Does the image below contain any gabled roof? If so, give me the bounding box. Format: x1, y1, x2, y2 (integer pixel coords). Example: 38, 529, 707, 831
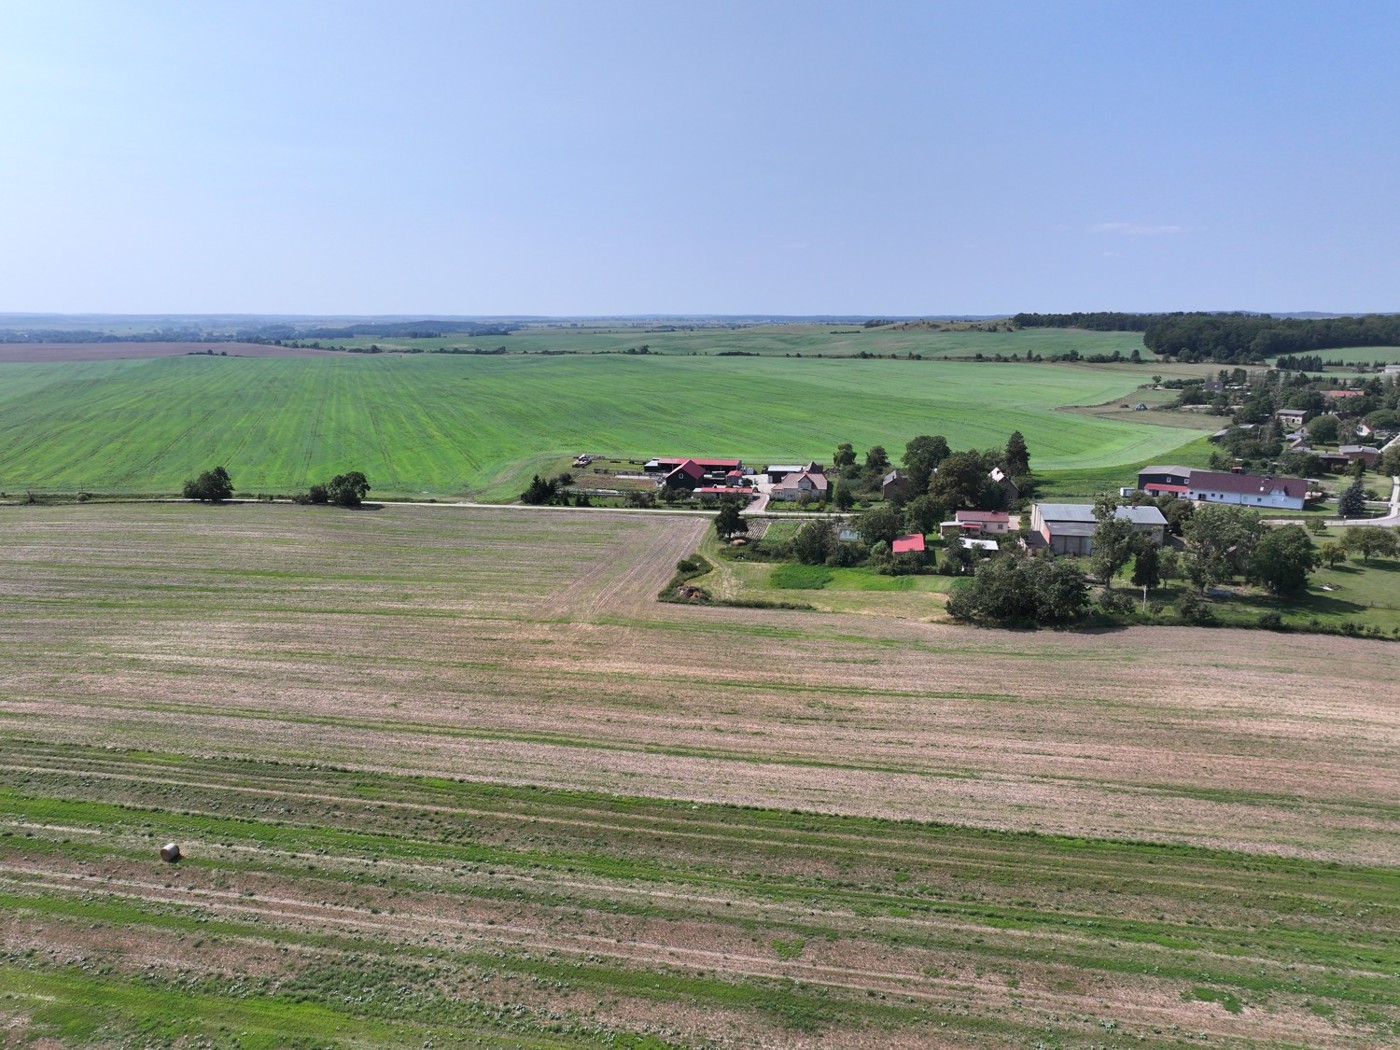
1037, 503, 1167, 526
882, 469, 905, 486
665, 459, 705, 481
1339, 445, 1380, 455
1184, 469, 1308, 499
892, 534, 925, 554
790, 471, 828, 490
654, 457, 740, 470
955, 510, 1010, 524
1138, 465, 1194, 477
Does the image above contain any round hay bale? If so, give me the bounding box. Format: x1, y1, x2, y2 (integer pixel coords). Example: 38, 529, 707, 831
160, 842, 182, 863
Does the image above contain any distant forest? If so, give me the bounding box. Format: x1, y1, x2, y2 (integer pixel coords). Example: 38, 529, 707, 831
1013, 311, 1400, 364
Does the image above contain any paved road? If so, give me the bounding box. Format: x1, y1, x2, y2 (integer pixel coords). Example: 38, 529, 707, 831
0, 496, 846, 522
1328, 474, 1400, 527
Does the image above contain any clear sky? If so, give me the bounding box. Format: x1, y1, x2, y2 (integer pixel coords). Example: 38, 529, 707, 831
1, 0, 1397, 316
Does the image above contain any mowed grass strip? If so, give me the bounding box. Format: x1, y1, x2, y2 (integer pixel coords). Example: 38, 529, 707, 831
0, 352, 1212, 497
0, 739, 1396, 1048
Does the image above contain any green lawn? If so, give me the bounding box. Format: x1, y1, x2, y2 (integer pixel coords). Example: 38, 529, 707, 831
0, 352, 1213, 499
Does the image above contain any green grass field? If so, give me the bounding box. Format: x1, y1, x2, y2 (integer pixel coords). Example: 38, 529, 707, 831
0, 351, 1214, 499
324, 322, 1154, 360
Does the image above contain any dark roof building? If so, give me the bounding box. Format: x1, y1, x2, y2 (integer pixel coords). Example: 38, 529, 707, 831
1137, 466, 1307, 511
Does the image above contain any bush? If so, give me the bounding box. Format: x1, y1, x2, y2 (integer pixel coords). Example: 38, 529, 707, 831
1174, 591, 1216, 625
1257, 611, 1285, 630
1097, 589, 1136, 615
826, 541, 866, 568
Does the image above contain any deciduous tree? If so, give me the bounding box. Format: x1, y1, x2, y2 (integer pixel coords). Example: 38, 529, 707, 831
1250, 524, 1319, 594
902, 435, 950, 491
182, 466, 233, 502
792, 521, 832, 565
714, 498, 748, 540
1340, 527, 1399, 564
327, 471, 371, 507
1130, 544, 1161, 590
1183, 504, 1265, 592
945, 552, 1088, 625
857, 504, 902, 548
904, 494, 945, 536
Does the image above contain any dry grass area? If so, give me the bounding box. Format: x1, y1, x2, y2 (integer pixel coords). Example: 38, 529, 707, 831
0, 503, 1396, 1047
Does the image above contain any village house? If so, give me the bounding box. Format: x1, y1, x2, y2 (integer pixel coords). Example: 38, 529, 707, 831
881, 469, 907, 501
1275, 408, 1307, 427
660, 459, 705, 491
891, 534, 925, 555
764, 461, 824, 483
954, 510, 1010, 535
1029, 503, 1168, 556
1338, 445, 1382, 467
771, 468, 829, 501
988, 466, 1019, 502
1137, 466, 1307, 511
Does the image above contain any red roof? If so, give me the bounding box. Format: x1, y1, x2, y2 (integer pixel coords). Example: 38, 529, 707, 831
1144, 483, 1189, 494
693, 486, 750, 496
655, 457, 741, 469
955, 510, 1009, 524
666, 459, 705, 481
892, 534, 926, 554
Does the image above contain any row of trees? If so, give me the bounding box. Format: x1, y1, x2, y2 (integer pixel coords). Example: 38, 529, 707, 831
297, 471, 372, 507
1014, 311, 1400, 364
183, 466, 371, 506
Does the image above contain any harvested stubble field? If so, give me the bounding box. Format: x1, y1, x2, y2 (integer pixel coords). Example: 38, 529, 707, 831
0, 503, 1397, 1048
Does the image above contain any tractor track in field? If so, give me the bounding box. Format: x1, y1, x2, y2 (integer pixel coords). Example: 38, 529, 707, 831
0, 865, 1345, 1047
3, 755, 1377, 908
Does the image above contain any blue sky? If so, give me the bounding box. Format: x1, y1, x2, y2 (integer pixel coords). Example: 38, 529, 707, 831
1, 1, 1396, 315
